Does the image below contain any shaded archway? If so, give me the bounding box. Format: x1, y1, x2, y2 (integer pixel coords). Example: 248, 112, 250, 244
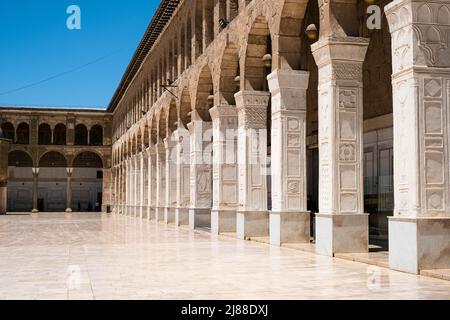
244, 16, 272, 91
167, 99, 178, 136
7, 150, 33, 212
195, 65, 214, 121
38, 124, 52, 145
53, 123, 67, 145
89, 125, 103, 146
75, 124, 88, 145
73, 151, 104, 212
16, 123, 30, 144
39, 151, 67, 167
1, 122, 15, 142
180, 88, 192, 128
219, 43, 240, 105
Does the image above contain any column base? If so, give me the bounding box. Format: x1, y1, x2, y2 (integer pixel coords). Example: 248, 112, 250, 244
31, 209, 39, 214
237, 211, 269, 240
155, 207, 165, 222
175, 208, 189, 226
315, 213, 368, 256
389, 216, 450, 274
189, 208, 211, 230
211, 209, 236, 235
65, 208, 73, 214
270, 211, 310, 246
164, 207, 175, 224
147, 207, 154, 221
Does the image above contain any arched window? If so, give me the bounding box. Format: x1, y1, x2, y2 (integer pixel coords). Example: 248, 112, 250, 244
16, 123, 30, 144
38, 123, 52, 145
8, 150, 33, 167
53, 124, 67, 145
1, 122, 15, 142
39, 151, 67, 168
89, 125, 103, 146
75, 124, 88, 145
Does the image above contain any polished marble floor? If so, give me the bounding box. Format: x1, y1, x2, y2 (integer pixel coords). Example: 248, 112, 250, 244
0, 213, 449, 300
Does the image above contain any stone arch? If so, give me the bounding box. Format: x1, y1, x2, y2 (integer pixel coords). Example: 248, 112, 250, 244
39, 151, 67, 168
219, 42, 240, 105
180, 87, 192, 128
244, 16, 272, 91
16, 122, 30, 144
73, 151, 104, 168
438, 5, 450, 25
1, 122, 15, 141
167, 99, 178, 135
275, 0, 310, 70
158, 108, 167, 141
195, 65, 214, 121
53, 123, 67, 145
90, 124, 103, 146
8, 150, 33, 167
38, 123, 52, 145
75, 124, 88, 145
417, 3, 432, 23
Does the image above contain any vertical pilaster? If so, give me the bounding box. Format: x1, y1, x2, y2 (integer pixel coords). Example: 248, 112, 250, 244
188, 115, 212, 230
155, 143, 166, 222
312, 37, 369, 256
164, 137, 177, 224
175, 128, 191, 226
235, 90, 271, 240
385, 0, 450, 273
209, 105, 239, 234
147, 147, 156, 221
267, 69, 311, 246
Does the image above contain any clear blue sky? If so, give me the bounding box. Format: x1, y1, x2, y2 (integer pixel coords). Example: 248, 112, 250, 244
0, 0, 158, 109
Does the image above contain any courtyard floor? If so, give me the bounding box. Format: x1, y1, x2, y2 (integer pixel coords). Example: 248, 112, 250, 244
0, 212, 449, 300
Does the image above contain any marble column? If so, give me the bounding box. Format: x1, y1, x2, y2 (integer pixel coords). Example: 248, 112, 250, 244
209, 105, 239, 235
311, 37, 369, 256
175, 128, 191, 226
142, 150, 148, 219
32, 167, 39, 213
65, 167, 73, 213
133, 156, 138, 217
147, 147, 156, 221
267, 69, 310, 246
155, 143, 166, 222
235, 91, 271, 240
188, 113, 212, 230
126, 159, 131, 215
164, 137, 177, 224
138, 152, 145, 218
385, 0, 450, 273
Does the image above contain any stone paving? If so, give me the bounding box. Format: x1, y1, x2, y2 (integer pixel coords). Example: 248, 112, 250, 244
0, 213, 449, 300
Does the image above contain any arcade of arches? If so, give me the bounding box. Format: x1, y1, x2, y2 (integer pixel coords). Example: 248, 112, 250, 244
1, 0, 450, 276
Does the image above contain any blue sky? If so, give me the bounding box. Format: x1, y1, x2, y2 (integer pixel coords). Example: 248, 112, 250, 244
0, 0, 158, 109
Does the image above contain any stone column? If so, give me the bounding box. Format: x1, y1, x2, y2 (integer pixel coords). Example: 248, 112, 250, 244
31, 167, 40, 213
385, 0, 450, 273
267, 69, 310, 246
142, 151, 148, 219
65, 167, 73, 213
311, 37, 369, 256
138, 153, 145, 218
209, 105, 239, 235
188, 114, 213, 230
147, 147, 156, 221
125, 159, 130, 215
133, 156, 138, 217
164, 137, 177, 224
155, 143, 166, 222
235, 91, 271, 240
175, 128, 191, 226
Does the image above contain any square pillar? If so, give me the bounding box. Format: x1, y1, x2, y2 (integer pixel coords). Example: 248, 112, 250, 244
209, 105, 239, 235
235, 91, 271, 240
267, 69, 311, 246
385, 0, 450, 273
188, 114, 212, 230
175, 128, 191, 226
164, 137, 177, 224
155, 143, 166, 222
312, 37, 369, 256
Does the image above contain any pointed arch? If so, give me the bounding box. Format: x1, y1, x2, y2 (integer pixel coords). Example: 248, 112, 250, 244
219, 42, 240, 105
195, 65, 214, 121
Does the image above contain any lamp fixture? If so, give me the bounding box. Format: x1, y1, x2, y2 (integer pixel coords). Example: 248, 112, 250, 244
305, 24, 318, 40
262, 54, 272, 68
